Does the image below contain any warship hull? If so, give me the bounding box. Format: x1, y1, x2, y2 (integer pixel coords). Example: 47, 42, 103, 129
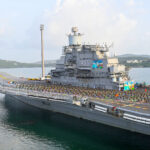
5, 93, 150, 136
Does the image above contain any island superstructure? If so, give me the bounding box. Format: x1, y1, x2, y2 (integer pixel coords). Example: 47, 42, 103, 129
51, 27, 128, 90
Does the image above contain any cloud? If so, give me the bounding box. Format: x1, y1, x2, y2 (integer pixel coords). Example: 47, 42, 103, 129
0, 24, 10, 37
0, 26, 5, 35
41, 0, 137, 57
145, 32, 150, 36
0, 0, 143, 62
0, 20, 14, 40
128, 0, 135, 6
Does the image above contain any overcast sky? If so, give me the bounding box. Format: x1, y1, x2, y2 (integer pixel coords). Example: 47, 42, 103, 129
0, 0, 150, 62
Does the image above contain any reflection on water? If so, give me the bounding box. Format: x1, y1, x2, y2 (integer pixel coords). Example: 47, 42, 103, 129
0, 94, 149, 150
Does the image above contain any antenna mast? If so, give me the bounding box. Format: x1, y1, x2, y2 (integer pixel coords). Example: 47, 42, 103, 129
40, 24, 45, 80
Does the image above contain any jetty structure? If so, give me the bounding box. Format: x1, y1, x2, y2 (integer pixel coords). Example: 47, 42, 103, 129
0, 27, 150, 136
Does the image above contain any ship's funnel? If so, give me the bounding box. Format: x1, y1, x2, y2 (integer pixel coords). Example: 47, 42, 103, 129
68, 27, 82, 46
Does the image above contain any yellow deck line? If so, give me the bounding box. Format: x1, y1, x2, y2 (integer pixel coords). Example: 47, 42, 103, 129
0, 74, 12, 81
135, 106, 141, 108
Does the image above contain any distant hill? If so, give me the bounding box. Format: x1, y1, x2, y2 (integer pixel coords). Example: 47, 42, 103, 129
118, 54, 150, 58
117, 54, 150, 68
0, 59, 56, 68
0, 53, 150, 68
35, 60, 57, 65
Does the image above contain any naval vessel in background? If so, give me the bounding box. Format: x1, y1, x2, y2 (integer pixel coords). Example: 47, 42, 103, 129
0, 27, 150, 136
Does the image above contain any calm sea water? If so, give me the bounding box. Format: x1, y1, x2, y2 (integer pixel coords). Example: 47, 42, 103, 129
0, 67, 150, 84
0, 67, 150, 150
129, 68, 150, 84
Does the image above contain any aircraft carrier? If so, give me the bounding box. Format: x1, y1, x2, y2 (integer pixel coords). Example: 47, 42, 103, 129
0, 27, 150, 136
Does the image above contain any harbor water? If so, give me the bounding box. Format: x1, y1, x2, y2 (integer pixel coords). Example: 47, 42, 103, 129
0, 67, 150, 150
0, 67, 150, 84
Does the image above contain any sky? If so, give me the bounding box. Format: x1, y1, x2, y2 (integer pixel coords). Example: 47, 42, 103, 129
0, 0, 150, 62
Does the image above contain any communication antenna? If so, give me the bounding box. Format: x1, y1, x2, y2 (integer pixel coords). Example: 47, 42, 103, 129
104, 42, 114, 51
109, 42, 114, 48
114, 51, 117, 57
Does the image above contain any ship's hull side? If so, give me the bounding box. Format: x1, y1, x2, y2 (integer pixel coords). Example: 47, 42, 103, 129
6, 94, 150, 135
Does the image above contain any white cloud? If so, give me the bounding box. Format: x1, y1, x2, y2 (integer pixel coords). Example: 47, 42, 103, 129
0, 22, 14, 38
128, 0, 135, 6
145, 32, 150, 36
1, 0, 150, 62
0, 26, 5, 35
41, 0, 137, 57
